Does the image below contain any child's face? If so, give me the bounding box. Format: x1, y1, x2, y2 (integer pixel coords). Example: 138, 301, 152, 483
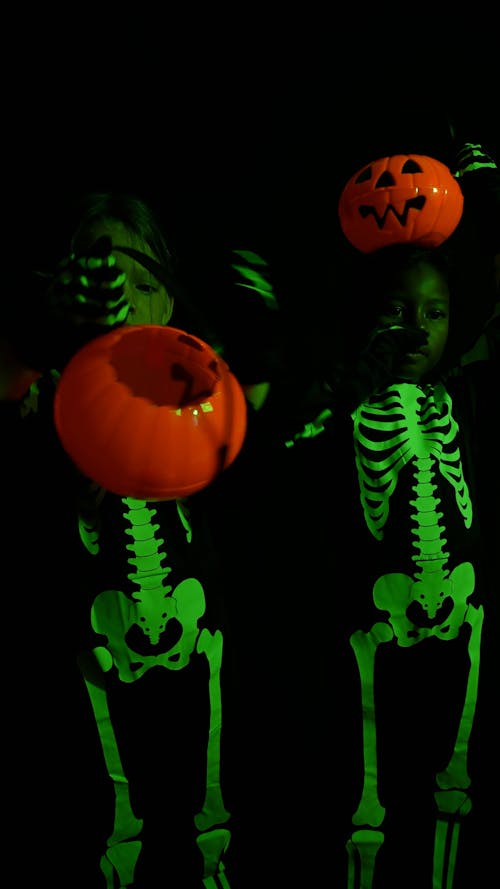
375, 260, 450, 383
77, 220, 174, 327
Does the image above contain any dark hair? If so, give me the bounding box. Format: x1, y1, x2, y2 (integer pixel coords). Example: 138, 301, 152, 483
69, 191, 175, 276
354, 242, 452, 310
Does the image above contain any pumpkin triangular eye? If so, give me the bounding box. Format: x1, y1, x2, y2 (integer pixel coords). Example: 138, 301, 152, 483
355, 167, 373, 184
375, 171, 395, 188
402, 159, 423, 173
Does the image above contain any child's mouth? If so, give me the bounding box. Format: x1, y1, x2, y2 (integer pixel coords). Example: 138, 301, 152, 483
404, 350, 427, 361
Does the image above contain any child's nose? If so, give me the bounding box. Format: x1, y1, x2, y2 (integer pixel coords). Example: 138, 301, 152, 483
412, 310, 428, 331
414, 317, 430, 344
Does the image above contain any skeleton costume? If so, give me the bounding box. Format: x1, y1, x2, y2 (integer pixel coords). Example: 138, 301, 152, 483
2, 245, 284, 889
209, 145, 500, 889
292, 337, 499, 889
3, 367, 240, 889
210, 317, 498, 889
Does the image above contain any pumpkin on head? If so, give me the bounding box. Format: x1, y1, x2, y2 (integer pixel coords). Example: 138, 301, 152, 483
338, 154, 464, 253
53, 325, 247, 500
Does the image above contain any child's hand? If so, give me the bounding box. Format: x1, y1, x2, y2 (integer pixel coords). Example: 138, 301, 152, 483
216, 248, 284, 389
47, 236, 130, 328
453, 143, 498, 179
331, 324, 430, 411
230, 250, 279, 312
366, 324, 429, 374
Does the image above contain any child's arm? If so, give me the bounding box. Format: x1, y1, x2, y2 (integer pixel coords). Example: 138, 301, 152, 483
0, 335, 41, 402
284, 323, 428, 446
214, 248, 285, 413
3, 236, 130, 401
452, 133, 500, 268
452, 131, 500, 366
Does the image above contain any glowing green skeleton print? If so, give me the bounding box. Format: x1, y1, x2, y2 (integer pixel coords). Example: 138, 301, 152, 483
345, 382, 483, 889
78, 497, 231, 889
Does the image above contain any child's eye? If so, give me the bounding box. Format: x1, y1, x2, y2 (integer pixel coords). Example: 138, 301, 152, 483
428, 309, 446, 320
136, 283, 158, 295
386, 304, 404, 317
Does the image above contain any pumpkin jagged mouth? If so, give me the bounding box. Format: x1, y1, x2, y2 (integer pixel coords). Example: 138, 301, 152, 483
358, 195, 426, 229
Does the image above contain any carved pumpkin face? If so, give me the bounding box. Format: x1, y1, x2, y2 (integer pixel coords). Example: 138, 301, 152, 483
338, 154, 464, 253
53, 325, 247, 500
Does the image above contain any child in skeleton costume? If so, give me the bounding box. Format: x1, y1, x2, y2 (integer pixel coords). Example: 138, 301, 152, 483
204, 138, 499, 888
262, 140, 498, 889
0, 193, 281, 889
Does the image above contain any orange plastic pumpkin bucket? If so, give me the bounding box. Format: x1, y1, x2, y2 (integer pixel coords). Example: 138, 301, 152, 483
53, 325, 247, 499
338, 154, 464, 253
